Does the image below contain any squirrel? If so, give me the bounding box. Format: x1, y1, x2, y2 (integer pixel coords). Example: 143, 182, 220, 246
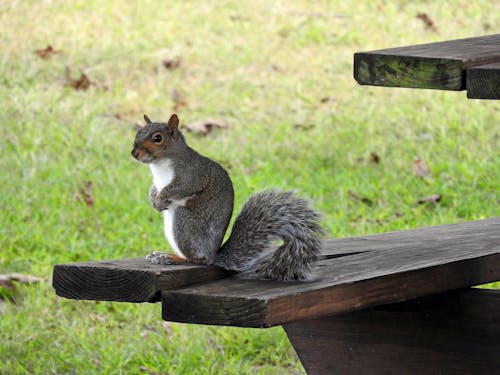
131, 113, 323, 280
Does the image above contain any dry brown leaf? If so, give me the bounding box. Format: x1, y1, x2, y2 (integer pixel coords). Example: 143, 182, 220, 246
73, 180, 95, 207
184, 119, 229, 135
413, 157, 431, 178
348, 190, 373, 206
0, 273, 43, 303
65, 67, 92, 90
369, 152, 380, 164
270, 64, 281, 72
294, 123, 315, 131
34, 45, 61, 59
0, 273, 43, 284
417, 194, 442, 204
416, 13, 438, 32
170, 88, 188, 112
161, 321, 174, 335
162, 57, 182, 70
8, 273, 43, 283
207, 338, 224, 354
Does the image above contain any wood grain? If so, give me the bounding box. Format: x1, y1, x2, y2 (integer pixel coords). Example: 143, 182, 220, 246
467, 62, 500, 99
162, 218, 500, 327
284, 289, 500, 375
354, 34, 500, 90
53, 258, 231, 302
52, 238, 373, 302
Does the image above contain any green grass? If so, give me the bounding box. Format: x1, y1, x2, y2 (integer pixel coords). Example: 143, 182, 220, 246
1, 0, 499, 374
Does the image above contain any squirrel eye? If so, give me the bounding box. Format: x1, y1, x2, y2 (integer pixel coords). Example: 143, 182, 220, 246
152, 133, 163, 144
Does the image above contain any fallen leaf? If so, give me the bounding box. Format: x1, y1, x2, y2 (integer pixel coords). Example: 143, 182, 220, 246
170, 88, 187, 112
348, 190, 373, 206
184, 119, 229, 135
208, 338, 224, 354
34, 45, 60, 59
1, 273, 43, 304
73, 180, 95, 207
416, 13, 438, 32
6, 273, 43, 284
270, 64, 281, 72
417, 194, 441, 204
162, 321, 174, 335
293, 123, 315, 131
65, 67, 92, 90
413, 157, 431, 178
162, 57, 182, 70
93, 80, 109, 91
369, 152, 380, 164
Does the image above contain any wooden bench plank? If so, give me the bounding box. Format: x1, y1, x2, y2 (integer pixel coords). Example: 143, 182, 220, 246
52, 239, 372, 302
162, 218, 500, 327
53, 259, 231, 302
467, 62, 500, 99
284, 288, 500, 375
354, 34, 500, 90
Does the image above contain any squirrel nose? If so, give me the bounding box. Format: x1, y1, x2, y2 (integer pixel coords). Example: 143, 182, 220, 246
131, 149, 138, 158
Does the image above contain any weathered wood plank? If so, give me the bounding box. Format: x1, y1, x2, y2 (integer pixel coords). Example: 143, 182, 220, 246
53, 259, 231, 302
467, 62, 500, 99
52, 239, 372, 302
162, 218, 500, 327
354, 34, 500, 90
284, 288, 500, 375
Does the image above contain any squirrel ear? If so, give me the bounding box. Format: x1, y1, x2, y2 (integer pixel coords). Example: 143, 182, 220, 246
144, 114, 152, 124
167, 114, 179, 130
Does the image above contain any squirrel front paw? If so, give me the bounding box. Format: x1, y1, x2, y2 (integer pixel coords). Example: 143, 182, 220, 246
146, 251, 171, 264
151, 198, 171, 212
149, 185, 171, 211
146, 251, 189, 265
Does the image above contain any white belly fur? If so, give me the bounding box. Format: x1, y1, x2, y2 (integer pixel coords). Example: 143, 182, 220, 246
163, 208, 184, 258
149, 159, 186, 258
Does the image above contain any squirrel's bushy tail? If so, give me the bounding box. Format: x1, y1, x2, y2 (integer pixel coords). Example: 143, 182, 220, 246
213, 190, 323, 281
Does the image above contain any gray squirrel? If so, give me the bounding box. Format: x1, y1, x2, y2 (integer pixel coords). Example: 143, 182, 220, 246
131, 114, 323, 280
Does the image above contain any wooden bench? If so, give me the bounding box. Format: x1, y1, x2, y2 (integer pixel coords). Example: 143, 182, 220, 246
54, 219, 500, 373
354, 33, 500, 99
53, 35, 500, 374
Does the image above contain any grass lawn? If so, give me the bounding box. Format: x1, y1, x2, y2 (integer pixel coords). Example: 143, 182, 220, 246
1, 1, 499, 374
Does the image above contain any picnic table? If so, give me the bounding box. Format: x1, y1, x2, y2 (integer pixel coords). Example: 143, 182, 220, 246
53, 34, 500, 374
354, 34, 500, 99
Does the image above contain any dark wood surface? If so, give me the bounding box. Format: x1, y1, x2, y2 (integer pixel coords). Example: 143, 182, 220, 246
52, 238, 372, 302
354, 34, 500, 90
284, 288, 500, 375
467, 62, 500, 99
162, 218, 500, 327
53, 258, 231, 302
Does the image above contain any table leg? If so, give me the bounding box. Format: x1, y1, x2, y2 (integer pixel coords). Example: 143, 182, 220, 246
283, 288, 500, 375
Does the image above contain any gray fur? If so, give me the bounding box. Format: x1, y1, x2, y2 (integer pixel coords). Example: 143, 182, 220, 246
214, 190, 323, 281
133, 116, 323, 281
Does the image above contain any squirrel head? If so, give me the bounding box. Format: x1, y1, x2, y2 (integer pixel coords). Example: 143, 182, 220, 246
131, 113, 184, 163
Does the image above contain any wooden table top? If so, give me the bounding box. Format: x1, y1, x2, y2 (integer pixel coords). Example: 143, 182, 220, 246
354, 34, 500, 99
53, 218, 500, 327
